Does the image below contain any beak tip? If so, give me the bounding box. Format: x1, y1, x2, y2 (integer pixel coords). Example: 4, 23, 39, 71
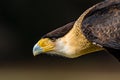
33, 52, 37, 56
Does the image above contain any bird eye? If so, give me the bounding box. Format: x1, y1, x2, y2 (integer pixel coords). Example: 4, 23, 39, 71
51, 38, 56, 42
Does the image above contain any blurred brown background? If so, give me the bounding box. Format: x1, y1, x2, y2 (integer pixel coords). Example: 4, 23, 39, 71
0, 0, 120, 80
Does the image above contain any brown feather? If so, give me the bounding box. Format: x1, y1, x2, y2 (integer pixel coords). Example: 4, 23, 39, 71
82, 1, 120, 49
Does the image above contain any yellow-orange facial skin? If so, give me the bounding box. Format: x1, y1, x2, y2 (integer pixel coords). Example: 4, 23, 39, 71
38, 38, 55, 52
33, 38, 55, 56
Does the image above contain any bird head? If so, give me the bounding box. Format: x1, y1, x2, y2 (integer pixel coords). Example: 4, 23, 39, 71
33, 38, 55, 56
33, 22, 74, 57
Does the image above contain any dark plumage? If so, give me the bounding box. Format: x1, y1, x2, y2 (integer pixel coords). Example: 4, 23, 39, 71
81, 0, 120, 61
82, 0, 120, 49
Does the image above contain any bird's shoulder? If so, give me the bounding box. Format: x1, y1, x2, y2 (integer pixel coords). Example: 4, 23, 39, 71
82, 0, 120, 49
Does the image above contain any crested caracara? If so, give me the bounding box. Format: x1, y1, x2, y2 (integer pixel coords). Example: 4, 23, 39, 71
33, 0, 120, 61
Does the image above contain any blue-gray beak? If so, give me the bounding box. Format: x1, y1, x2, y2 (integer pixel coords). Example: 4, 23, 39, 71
33, 44, 43, 56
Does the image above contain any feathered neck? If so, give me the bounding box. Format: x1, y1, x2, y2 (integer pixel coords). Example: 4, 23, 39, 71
55, 4, 104, 58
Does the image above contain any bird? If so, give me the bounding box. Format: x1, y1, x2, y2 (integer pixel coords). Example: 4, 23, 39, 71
33, 0, 120, 61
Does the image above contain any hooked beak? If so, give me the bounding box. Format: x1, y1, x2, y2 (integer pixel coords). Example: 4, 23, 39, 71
33, 38, 55, 56
33, 44, 43, 56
